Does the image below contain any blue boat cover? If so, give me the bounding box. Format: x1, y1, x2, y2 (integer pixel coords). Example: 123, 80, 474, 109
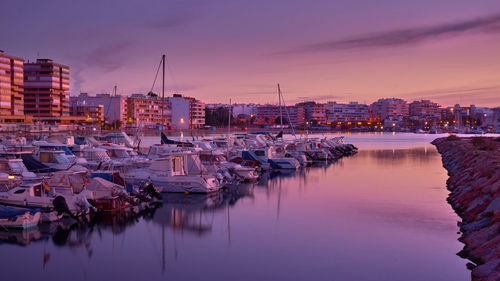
0, 205, 40, 219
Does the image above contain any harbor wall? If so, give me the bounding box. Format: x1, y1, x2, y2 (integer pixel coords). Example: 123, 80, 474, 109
432, 136, 500, 281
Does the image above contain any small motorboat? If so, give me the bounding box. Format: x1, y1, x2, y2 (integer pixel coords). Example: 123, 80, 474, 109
0, 205, 41, 229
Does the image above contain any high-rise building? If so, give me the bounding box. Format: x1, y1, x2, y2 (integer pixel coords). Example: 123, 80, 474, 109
24, 59, 70, 123
0, 50, 26, 122
369, 98, 409, 121
126, 94, 171, 127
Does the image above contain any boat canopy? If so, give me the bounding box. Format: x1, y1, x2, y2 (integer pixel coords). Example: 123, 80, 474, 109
0, 205, 40, 219
21, 154, 59, 173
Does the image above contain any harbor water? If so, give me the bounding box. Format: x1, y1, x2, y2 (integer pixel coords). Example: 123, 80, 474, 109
0, 133, 468, 281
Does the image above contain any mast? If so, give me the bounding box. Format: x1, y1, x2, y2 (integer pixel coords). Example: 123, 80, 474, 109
162, 54, 166, 128
227, 99, 232, 152
278, 83, 283, 130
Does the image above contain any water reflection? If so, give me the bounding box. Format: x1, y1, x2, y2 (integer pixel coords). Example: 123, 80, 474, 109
0, 144, 468, 281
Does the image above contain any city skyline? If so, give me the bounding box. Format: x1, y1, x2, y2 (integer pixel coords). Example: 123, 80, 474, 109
1, 0, 500, 107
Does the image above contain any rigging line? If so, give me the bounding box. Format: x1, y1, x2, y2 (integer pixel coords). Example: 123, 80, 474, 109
104, 85, 116, 126
150, 57, 163, 94
164, 54, 179, 94
279, 87, 297, 138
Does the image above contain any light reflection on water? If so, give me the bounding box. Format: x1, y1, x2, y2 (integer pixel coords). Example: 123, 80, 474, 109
0, 139, 468, 281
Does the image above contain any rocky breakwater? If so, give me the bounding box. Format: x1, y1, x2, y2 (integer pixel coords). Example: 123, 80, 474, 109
432, 136, 500, 281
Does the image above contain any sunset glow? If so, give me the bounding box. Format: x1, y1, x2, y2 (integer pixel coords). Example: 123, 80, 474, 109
2, 0, 500, 106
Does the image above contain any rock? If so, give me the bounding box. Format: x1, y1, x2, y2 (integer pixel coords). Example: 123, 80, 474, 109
433, 137, 500, 280
471, 259, 500, 279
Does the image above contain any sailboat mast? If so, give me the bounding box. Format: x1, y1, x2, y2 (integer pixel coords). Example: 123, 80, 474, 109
278, 83, 283, 130
161, 54, 166, 128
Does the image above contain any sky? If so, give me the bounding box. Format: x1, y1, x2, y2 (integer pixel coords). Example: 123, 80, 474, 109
1, 0, 500, 107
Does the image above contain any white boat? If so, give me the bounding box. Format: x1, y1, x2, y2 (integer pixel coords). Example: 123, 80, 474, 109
96, 132, 139, 148
0, 181, 91, 216
0, 206, 41, 229
80, 147, 118, 170
123, 154, 221, 194
99, 143, 149, 168
0, 157, 39, 183
240, 147, 300, 169
32, 141, 87, 170
198, 150, 259, 182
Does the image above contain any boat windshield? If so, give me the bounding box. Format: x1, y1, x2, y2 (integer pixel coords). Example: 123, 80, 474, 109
53, 153, 70, 164
8, 162, 26, 173
86, 151, 111, 161
112, 149, 130, 159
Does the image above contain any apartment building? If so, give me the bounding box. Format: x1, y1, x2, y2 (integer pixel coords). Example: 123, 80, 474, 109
369, 98, 409, 121
168, 94, 205, 129
409, 100, 441, 121
126, 94, 171, 127
24, 59, 70, 123
325, 101, 369, 123
70, 93, 128, 124
0, 50, 26, 122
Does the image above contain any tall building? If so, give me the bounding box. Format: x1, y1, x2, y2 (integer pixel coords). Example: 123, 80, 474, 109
186, 96, 205, 129
24, 59, 70, 123
286, 105, 306, 126
168, 94, 205, 129
325, 101, 369, 123
295, 101, 326, 124
409, 100, 441, 121
126, 94, 171, 128
0, 50, 26, 122
369, 98, 409, 121
256, 105, 280, 124
70, 93, 128, 124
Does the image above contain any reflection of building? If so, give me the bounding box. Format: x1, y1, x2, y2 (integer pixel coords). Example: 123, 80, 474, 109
126, 94, 171, 127
369, 98, 409, 121
0, 50, 26, 123
24, 58, 71, 123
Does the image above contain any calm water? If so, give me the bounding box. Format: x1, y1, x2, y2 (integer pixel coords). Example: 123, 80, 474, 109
0, 133, 469, 281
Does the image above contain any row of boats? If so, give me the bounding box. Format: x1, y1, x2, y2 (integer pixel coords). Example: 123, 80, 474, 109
0, 131, 357, 230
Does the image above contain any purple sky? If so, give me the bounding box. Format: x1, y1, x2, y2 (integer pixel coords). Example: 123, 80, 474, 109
1, 0, 500, 106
